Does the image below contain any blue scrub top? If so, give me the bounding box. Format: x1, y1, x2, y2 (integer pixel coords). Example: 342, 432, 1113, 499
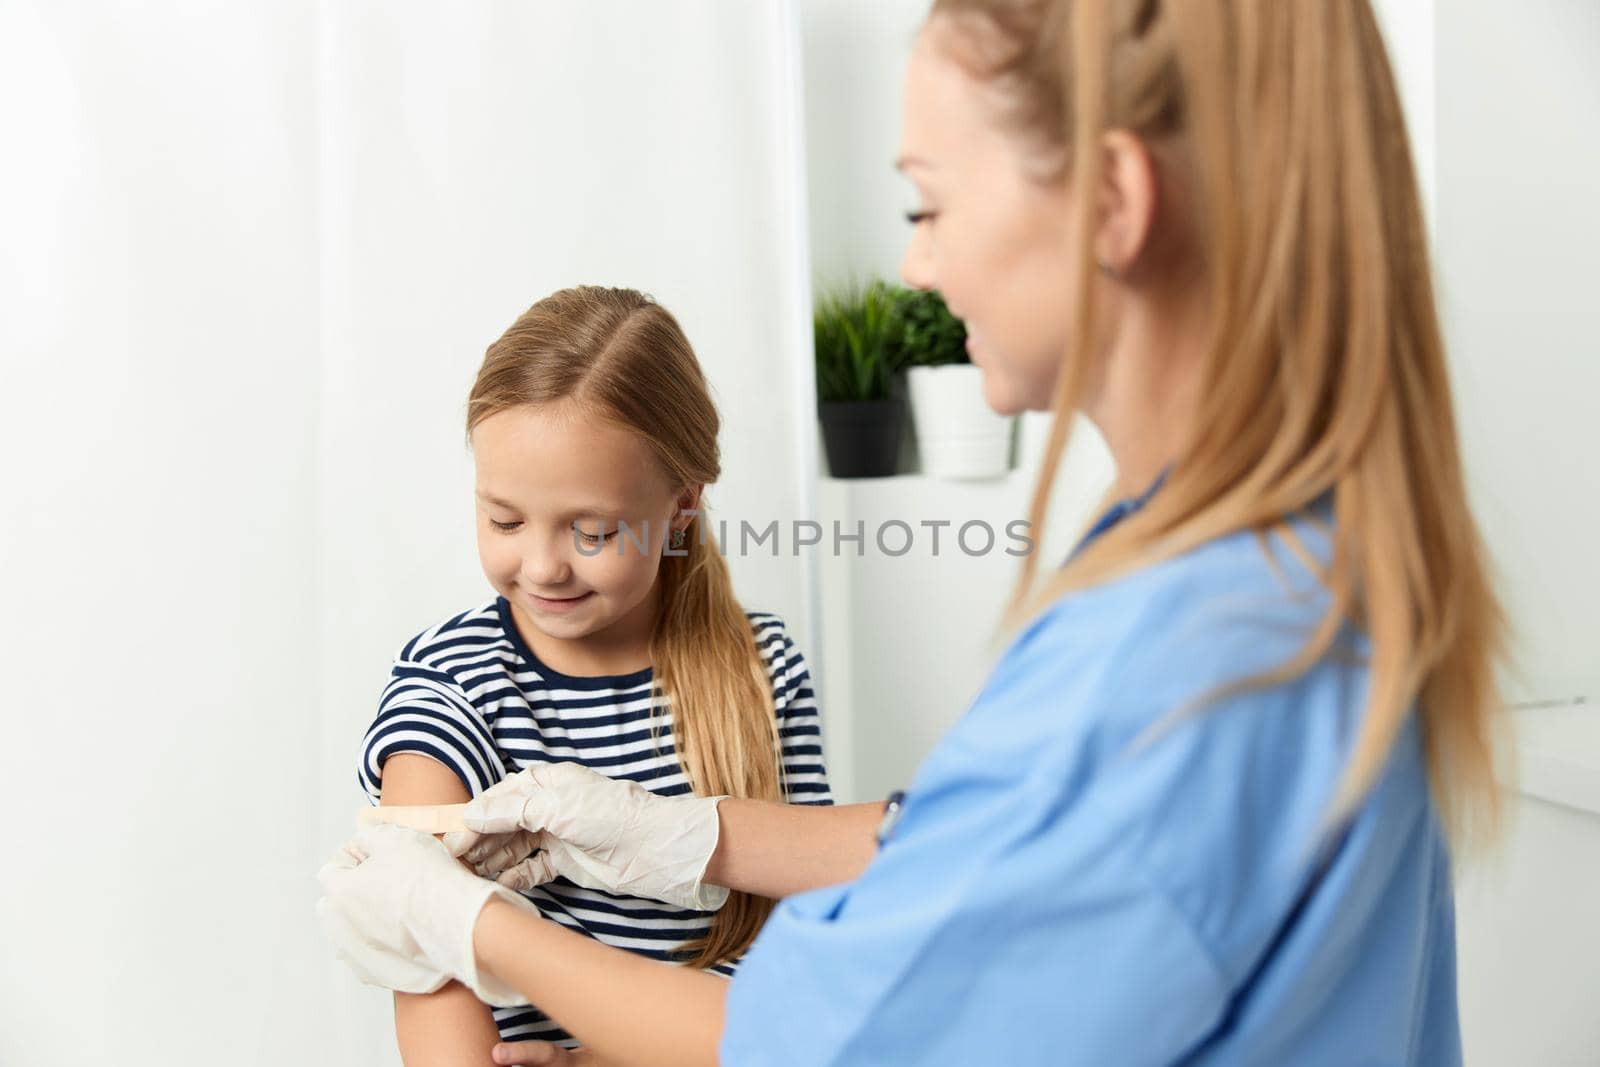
721, 498, 1460, 1065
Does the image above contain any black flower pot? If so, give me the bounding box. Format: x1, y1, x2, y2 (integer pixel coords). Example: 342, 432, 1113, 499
818, 396, 904, 478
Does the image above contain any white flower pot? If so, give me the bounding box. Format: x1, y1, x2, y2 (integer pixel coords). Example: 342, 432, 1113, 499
905, 364, 1015, 480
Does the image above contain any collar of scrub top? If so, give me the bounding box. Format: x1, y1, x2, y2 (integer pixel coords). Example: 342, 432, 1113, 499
874, 466, 1173, 850
1066, 464, 1172, 562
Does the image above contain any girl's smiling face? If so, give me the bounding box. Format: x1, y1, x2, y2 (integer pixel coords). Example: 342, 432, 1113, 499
471, 400, 697, 655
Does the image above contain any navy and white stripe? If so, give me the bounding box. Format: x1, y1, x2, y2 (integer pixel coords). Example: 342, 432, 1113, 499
357, 596, 833, 1048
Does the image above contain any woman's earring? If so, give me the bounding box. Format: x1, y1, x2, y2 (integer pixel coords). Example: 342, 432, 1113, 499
670, 527, 687, 549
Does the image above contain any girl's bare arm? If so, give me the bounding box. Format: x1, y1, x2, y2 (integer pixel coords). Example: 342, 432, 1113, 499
380, 754, 507, 1065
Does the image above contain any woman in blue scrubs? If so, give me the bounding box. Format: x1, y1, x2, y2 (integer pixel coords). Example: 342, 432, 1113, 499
318, 2, 1503, 1063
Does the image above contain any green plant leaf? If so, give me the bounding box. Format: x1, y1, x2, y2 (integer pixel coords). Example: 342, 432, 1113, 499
896, 288, 968, 368
813, 280, 970, 402
813, 278, 908, 402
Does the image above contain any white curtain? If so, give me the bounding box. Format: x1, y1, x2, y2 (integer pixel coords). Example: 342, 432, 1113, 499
0, 3, 815, 1063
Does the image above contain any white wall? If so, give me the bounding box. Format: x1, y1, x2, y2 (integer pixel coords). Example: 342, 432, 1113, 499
1433, 0, 1600, 708
815, 451, 1110, 804
800, 0, 928, 288
0, 3, 815, 1063
1371, 0, 1437, 227
1428, 1, 1600, 1064
1458, 795, 1600, 1066
1458, 706, 1600, 1066
0, 3, 330, 1062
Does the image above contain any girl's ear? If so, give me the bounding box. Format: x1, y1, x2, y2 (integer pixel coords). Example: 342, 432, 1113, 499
674, 484, 704, 527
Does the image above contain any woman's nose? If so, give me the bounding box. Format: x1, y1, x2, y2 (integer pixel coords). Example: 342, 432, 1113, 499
899, 231, 936, 291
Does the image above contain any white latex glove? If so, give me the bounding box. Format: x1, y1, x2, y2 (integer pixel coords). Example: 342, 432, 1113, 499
442, 762, 731, 912
316, 824, 542, 1006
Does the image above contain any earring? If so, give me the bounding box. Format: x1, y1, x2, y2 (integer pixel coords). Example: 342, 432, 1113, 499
670, 527, 687, 549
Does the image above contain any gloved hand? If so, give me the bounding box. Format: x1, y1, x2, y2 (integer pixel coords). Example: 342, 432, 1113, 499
316, 824, 542, 1005
442, 762, 731, 912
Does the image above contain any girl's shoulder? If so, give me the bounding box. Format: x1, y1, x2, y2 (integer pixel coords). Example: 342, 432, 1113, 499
741, 609, 814, 682
742, 608, 791, 640
391, 597, 507, 668
743, 609, 813, 655
743, 609, 792, 657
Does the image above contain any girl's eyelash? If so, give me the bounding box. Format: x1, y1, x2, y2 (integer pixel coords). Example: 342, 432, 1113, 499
487, 519, 617, 542
905, 209, 936, 224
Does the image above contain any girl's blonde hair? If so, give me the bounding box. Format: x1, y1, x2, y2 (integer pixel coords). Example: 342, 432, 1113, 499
467, 285, 783, 968
930, 0, 1505, 841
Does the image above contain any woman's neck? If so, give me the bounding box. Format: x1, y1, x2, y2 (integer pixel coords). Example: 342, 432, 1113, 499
1085, 279, 1209, 501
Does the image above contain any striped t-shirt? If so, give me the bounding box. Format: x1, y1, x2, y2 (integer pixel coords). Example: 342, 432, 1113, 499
357, 596, 833, 1048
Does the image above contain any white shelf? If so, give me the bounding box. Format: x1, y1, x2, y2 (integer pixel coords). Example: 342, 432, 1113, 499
1508, 702, 1600, 817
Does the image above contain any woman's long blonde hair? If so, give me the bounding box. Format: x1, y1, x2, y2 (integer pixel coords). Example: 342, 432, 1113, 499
467, 285, 784, 968
931, 0, 1505, 841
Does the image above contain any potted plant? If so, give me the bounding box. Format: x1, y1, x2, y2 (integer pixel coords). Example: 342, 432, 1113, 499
899, 288, 1015, 479
814, 279, 909, 478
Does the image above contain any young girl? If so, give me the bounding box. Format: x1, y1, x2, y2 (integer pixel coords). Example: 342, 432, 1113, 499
355, 285, 832, 1057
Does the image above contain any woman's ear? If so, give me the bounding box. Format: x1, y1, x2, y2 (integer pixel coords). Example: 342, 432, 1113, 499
1094, 129, 1161, 277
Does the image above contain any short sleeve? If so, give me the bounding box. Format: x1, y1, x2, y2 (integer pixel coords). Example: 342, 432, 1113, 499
357, 656, 508, 803
720, 598, 1233, 1065
753, 614, 833, 807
